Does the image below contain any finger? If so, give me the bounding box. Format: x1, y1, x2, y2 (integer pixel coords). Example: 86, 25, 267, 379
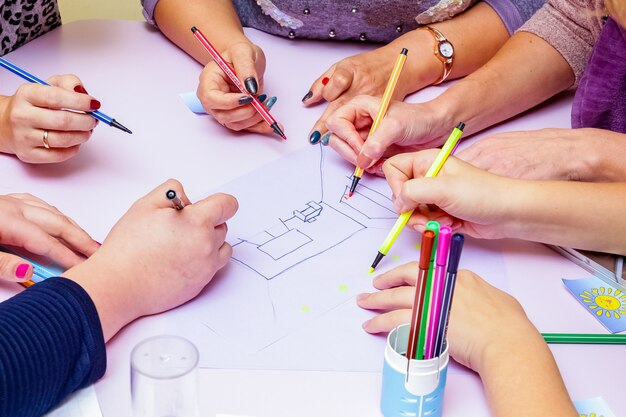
47, 74, 86, 92
362, 309, 412, 334
20, 205, 99, 258
357, 116, 407, 169
198, 64, 250, 110
222, 113, 269, 133
212, 104, 260, 125
356, 286, 415, 311
20, 145, 82, 164
20, 83, 101, 112
230, 43, 259, 94
308, 98, 351, 146
3, 218, 86, 268
328, 135, 359, 165
243, 119, 275, 135
214, 222, 228, 245
192, 193, 239, 225
25, 105, 98, 132
321, 67, 354, 103
326, 95, 379, 156
372, 262, 420, 290
383, 150, 441, 199
29, 129, 92, 149
217, 242, 233, 269
0, 253, 33, 282
303, 64, 336, 106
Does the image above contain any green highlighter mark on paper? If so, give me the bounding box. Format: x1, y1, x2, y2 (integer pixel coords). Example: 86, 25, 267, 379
413, 243, 421, 250
339, 284, 349, 293
301, 306, 311, 313
391, 254, 401, 262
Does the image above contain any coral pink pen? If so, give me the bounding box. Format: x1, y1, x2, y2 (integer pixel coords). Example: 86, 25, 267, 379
191, 26, 286, 140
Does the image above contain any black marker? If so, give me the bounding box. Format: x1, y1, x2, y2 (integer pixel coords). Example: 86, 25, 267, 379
166, 190, 185, 210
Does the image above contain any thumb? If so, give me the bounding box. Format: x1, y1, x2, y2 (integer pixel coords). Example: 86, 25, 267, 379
0, 253, 33, 282
357, 117, 404, 169
230, 43, 261, 95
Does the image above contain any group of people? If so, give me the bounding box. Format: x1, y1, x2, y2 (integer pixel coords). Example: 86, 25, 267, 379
1, 0, 624, 416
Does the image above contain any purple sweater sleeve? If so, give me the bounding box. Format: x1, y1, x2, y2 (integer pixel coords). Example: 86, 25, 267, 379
483, 0, 546, 34
141, 0, 159, 26
0, 278, 106, 417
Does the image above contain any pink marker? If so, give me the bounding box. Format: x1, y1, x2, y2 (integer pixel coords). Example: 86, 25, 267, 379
424, 226, 452, 359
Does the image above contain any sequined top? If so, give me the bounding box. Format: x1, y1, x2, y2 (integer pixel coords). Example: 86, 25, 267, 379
0, 0, 62, 56
142, 0, 545, 43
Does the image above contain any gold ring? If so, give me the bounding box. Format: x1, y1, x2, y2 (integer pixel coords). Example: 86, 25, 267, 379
42, 130, 50, 149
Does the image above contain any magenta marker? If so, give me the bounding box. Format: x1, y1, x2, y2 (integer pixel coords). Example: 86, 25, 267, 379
424, 226, 452, 359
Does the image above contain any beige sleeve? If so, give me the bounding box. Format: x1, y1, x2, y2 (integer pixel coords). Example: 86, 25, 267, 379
517, 0, 599, 87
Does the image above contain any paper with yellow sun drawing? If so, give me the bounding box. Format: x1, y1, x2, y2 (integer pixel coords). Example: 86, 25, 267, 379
563, 276, 626, 333
573, 396, 615, 417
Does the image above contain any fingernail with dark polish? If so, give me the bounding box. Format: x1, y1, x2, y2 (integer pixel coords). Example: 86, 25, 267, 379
15, 264, 30, 279
302, 90, 313, 102
257, 93, 267, 103
322, 77, 330, 86
238, 96, 253, 105
265, 96, 277, 110
244, 77, 258, 94
90, 99, 101, 110
321, 132, 331, 146
73, 85, 88, 94
309, 131, 321, 144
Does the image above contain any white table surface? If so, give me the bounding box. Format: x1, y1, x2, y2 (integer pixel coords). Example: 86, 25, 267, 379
0, 20, 623, 417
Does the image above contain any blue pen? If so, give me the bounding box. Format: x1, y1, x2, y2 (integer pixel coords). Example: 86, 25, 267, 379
0, 57, 132, 134
434, 233, 465, 356
0, 246, 64, 284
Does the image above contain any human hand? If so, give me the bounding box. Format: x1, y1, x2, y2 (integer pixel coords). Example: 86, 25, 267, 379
0, 75, 100, 163
357, 265, 542, 373
63, 179, 238, 341
0, 193, 99, 282
304, 45, 414, 145
457, 128, 626, 182
325, 96, 450, 174
384, 149, 515, 239
197, 41, 279, 134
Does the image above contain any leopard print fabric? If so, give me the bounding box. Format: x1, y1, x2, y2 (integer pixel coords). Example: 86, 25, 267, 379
1, 0, 61, 56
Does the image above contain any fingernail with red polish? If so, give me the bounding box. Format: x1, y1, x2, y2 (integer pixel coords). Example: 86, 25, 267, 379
15, 264, 30, 279
90, 99, 101, 110
322, 77, 330, 86
74, 85, 88, 94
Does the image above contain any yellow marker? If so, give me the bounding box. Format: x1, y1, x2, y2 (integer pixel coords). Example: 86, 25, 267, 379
369, 122, 465, 271
348, 48, 409, 197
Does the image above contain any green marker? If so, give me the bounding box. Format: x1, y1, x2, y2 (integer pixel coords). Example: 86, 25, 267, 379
542, 333, 626, 344
415, 220, 440, 359
368, 123, 465, 272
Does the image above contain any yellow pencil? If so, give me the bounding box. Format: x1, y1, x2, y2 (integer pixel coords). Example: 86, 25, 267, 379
348, 48, 408, 197
369, 122, 465, 272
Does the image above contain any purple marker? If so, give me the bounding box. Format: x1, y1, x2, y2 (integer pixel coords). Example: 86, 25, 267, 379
424, 226, 452, 359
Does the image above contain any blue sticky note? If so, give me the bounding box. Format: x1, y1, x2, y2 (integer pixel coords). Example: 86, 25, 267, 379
563, 276, 626, 333
574, 396, 616, 417
179, 91, 207, 114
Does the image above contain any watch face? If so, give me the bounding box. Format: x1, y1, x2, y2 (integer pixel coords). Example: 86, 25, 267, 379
439, 41, 454, 59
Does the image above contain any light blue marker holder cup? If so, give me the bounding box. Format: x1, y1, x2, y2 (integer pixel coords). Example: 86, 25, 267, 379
381, 324, 449, 417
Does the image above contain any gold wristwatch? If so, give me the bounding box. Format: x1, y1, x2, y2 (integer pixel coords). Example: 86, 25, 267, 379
421, 26, 455, 85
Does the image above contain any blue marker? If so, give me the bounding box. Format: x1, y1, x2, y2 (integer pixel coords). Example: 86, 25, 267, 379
0, 246, 63, 283
0, 57, 132, 134
434, 233, 464, 356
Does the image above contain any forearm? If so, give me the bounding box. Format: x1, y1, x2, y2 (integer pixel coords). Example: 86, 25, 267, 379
479, 329, 577, 417
0, 278, 106, 416
153, 0, 249, 65
433, 32, 574, 137
64, 250, 141, 342
394, 3, 509, 91
503, 181, 626, 255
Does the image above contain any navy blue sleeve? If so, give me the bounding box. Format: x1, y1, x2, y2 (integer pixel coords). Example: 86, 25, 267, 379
0, 277, 106, 417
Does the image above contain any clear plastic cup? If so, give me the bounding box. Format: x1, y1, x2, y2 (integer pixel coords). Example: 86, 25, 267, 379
131, 335, 199, 417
